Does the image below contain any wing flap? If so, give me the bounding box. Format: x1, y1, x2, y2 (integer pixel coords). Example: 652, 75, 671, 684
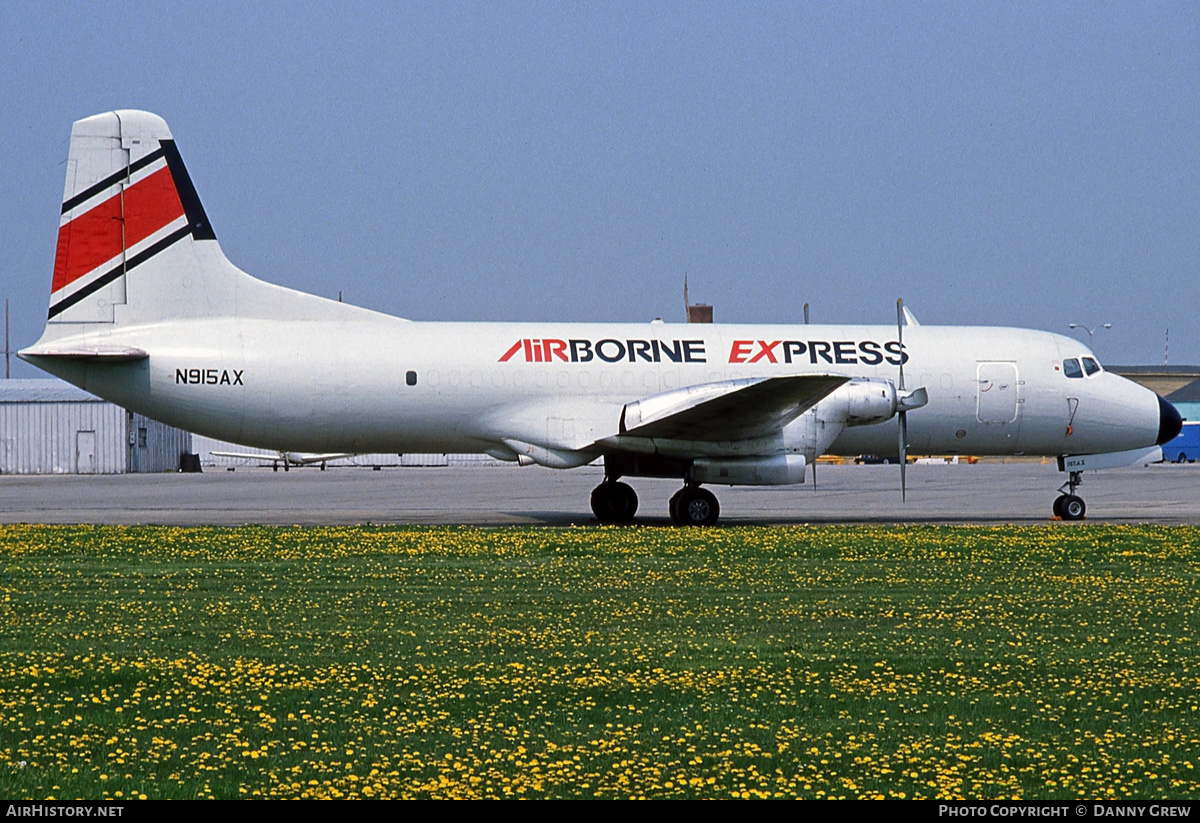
620, 374, 849, 442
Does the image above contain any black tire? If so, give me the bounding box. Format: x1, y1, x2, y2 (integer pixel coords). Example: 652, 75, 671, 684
668, 490, 684, 525
1061, 494, 1085, 521
1178, 453, 1188, 464
590, 481, 638, 523
1052, 496, 1066, 518
673, 486, 720, 526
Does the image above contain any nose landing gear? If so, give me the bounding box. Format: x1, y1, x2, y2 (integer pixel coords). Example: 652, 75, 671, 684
1053, 471, 1086, 521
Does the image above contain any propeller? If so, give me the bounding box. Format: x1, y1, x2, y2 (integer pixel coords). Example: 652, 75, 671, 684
894, 299, 929, 500
897, 299, 908, 500
805, 303, 813, 488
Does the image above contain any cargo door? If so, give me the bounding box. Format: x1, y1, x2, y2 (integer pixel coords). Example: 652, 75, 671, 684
977, 362, 1019, 424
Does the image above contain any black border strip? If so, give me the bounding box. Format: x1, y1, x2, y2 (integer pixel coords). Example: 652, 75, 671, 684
47, 225, 191, 319
60, 148, 165, 215
160, 140, 215, 240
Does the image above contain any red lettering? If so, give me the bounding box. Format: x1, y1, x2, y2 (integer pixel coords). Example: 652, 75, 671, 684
499, 340, 523, 362
748, 340, 781, 364
545, 339, 568, 362
729, 340, 753, 363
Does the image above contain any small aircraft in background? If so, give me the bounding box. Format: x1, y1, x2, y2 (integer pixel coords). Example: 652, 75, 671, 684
21, 111, 1181, 524
209, 450, 355, 471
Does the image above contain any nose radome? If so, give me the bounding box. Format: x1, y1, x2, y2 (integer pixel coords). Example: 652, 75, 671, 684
1157, 395, 1183, 445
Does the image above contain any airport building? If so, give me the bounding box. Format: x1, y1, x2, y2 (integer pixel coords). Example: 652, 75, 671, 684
0, 378, 503, 474
0, 379, 192, 474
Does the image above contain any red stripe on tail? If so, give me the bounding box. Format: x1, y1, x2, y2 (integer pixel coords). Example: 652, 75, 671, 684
51, 166, 185, 294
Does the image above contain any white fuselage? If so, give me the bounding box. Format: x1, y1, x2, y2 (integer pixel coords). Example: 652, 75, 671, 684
34, 311, 1163, 462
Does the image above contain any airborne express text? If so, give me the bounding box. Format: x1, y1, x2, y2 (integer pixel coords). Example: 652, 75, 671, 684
499, 338, 908, 365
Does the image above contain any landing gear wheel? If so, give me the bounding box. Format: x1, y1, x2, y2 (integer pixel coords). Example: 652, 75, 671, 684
670, 486, 720, 526
1055, 471, 1086, 521
590, 481, 638, 523
1054, 494, 1085, 520
668, 489, 684, 524
1060, 494, 1085, 521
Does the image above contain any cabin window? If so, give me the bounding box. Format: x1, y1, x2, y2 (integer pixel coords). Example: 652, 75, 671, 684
1082, 357, 1101, 376
406, 370, 417, 386
1063, 358, 1083, 379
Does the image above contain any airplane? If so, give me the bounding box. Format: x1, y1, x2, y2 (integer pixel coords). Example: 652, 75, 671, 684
20, 110, 1182, 525
209, 450, 355, 471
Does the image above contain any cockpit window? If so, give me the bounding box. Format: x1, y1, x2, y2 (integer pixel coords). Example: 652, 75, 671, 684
1082, 357, 1101, 376
1063, 358, 1083, 379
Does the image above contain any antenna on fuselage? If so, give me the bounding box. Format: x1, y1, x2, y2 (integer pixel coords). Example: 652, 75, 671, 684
804, 303, 810, 324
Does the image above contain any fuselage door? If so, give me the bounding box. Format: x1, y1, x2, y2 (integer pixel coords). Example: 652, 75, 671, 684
977, 362, 1019, 424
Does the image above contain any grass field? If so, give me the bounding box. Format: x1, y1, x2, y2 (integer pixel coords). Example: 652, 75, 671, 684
0, 523, 1198, 799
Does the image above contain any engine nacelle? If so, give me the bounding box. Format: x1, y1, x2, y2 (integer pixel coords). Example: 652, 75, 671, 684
692, 454, 807, 486
833, 378, 898, 427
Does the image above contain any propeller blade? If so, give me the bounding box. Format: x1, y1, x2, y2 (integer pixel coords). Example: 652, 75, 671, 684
898, 386, 929, 412
897, 297, 907, 501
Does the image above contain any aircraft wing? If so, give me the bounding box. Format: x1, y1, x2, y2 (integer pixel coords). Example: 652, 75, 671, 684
211, 451, 355, 464
210, 451, 281, 461
285, 453, 355, 464
618, 374, 849, 442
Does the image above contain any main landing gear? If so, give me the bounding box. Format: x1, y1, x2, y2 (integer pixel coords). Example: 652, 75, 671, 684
590, 480, 638, 523
668, 485, 720, 526
1053, 471, 1086, 521
590, 479, 721, 526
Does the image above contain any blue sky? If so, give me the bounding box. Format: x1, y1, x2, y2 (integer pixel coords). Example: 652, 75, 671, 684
3, 2, 1198, 375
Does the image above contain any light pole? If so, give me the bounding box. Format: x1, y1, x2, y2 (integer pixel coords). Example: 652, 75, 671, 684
1068, 323, 1111, 351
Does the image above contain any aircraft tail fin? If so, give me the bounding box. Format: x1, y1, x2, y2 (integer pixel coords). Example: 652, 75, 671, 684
47, 110, 228, 326
34, 109, 373, 350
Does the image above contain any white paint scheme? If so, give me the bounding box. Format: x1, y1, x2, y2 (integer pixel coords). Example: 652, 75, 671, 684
21, 111, 1179, 523
1059, 447, 1163, 473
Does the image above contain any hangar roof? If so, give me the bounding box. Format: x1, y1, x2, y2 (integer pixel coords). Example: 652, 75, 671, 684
0, 379, 102, 403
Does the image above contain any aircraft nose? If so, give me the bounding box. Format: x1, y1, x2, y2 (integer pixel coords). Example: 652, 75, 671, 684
1157, 394, 1183, 445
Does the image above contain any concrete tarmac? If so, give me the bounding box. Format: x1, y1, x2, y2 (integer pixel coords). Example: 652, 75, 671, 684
2, 461, 1198, 526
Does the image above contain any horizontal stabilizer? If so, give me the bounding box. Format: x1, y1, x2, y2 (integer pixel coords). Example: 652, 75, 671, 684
19, 346, 148, 361
620, 374, 848, 442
